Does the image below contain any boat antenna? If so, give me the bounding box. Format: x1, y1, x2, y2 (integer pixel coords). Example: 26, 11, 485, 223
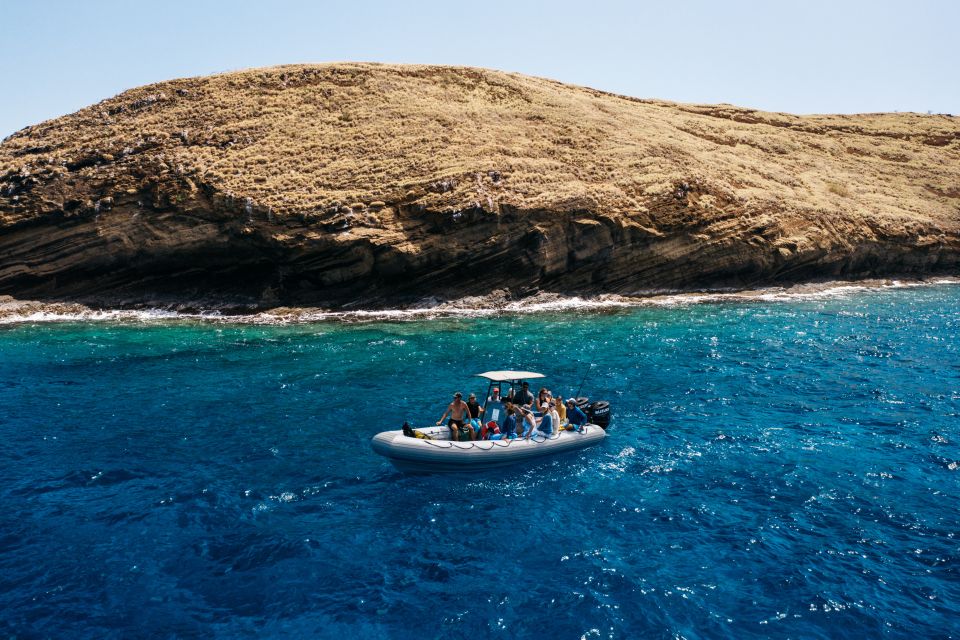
574, 364, 595, 398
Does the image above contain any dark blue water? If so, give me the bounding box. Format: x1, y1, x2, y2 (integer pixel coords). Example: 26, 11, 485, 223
1, 285, 959, 639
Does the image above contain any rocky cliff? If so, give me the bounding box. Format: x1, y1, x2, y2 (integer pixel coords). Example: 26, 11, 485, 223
1, 63, 958, 309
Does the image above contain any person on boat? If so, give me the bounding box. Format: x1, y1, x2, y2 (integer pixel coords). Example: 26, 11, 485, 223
537, 400, 560, 438
466, 392, 484, 431
536, 388, 551, 414
511, 381, 534, 408
518, 407, 538, 439
437, 392, 475, 440
565, 398, 588, 430
547, 400, 561, 431
489, 403, 517, 440
537, 409, 553, 438
555, 395, 567, 424
487, 387, 502, 404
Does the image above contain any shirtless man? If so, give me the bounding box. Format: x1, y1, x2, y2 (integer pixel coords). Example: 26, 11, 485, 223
437, 391, 475, 441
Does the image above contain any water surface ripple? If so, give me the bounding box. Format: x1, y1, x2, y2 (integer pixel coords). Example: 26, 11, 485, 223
1, 285, 958, 639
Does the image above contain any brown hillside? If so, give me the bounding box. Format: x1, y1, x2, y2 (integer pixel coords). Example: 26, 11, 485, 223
1, 63, 958, 307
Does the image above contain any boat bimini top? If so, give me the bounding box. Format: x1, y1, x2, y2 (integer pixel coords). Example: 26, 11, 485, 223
476, 371, 546, 381
476, 371, 546, 428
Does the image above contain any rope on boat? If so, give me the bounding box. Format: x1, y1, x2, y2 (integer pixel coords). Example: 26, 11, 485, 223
417, 429, 573, 449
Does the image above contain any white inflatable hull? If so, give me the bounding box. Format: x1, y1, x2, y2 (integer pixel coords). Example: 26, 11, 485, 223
371, 425, 606, 473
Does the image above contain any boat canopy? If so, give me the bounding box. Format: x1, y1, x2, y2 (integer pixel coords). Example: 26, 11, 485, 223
477, 371, 545, 381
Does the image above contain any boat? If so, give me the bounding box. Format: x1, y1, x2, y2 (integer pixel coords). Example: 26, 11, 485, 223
371, 370, 610, 473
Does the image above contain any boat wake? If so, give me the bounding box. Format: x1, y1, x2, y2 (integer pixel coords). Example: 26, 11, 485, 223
1, 277, 957, 326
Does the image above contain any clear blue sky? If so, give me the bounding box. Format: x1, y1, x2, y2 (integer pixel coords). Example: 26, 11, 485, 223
2, 0, 957, 138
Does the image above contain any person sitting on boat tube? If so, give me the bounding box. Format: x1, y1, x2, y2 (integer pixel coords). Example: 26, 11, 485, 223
564, 398, 588, 431
518, 406, 538, 439
437, 392, 476, 440
466, 392, 484, 432
554, 395, 567, 424
489, 403, 517, 440
534, 401, 556, 437
547, 401, 561, 432
504, 404, 519, 439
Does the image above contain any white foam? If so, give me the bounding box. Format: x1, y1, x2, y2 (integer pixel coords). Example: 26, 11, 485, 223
0, 308, 183, 325
0, 277, 956, 325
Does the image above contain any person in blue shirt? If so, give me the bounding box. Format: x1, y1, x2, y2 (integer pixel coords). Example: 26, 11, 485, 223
565, 399, 588, 430
536, 403, 554, 437
490, 404, 517, 440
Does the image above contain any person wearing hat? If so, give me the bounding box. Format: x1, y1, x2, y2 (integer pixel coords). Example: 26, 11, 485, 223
532, 400, 558, 437
465, 392, 484, 432
437, 392, 476, 441
565, 398, 588, 431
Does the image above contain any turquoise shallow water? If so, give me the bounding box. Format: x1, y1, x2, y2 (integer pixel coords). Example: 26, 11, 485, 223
1, 284, 958, 639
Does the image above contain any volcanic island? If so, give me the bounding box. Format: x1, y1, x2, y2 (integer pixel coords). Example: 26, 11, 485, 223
1, 63, 957, 312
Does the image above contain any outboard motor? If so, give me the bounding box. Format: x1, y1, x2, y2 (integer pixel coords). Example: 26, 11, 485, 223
574, 397, 591, 412
588, 400, 611, 429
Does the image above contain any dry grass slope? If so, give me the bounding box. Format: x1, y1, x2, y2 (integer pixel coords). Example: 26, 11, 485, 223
3, 63, 958, 224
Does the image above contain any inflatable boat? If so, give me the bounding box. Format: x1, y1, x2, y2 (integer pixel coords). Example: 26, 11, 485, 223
371, 370, 609, 473
371, 424, 606, 473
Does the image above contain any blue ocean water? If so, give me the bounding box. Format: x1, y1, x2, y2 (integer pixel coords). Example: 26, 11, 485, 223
1, 284, 958, 639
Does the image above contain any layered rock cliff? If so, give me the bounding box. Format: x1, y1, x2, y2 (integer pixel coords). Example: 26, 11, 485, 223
1, 63, 958, 308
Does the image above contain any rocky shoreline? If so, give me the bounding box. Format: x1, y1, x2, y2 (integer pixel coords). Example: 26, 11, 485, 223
2, 64, 958, 308
3, 277, 957, 325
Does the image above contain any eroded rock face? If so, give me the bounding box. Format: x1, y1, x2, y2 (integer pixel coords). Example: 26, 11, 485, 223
1, 63, 958, 308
